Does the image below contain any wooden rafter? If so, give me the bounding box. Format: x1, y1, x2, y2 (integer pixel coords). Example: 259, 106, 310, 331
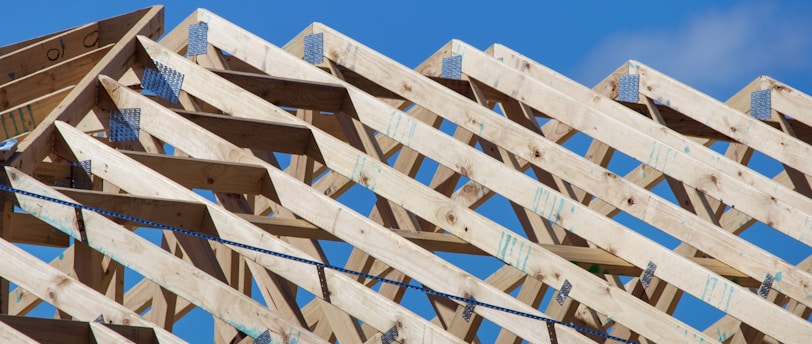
1, 6, 810, 344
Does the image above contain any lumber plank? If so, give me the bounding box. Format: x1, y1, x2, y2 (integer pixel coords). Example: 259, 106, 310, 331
0, 86, 73, 141
141, 27, 604, 341
124, 150, 269, 195
4, 165, 320, 343
211, 69, 348, 113
57, 108, 464, 344
0, 45, 111, 111
173, 110, 318, 157
6, 5, 164, 175
485, 45, 812, 249
304, 28, 811, 342
0, 234, 184, 344
103, 49, 584, 342
0, 23, 100, 85
0, 319, 38, 344
151, 22, 716, 338
486, 42, 808, 298
213, 16, 708, 342
765, 76, 812, 130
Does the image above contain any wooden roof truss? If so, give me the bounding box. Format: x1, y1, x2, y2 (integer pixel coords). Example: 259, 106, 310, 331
0, 6, 811, 343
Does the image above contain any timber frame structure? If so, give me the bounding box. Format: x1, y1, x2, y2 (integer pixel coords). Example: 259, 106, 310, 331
1, 6, 811, 343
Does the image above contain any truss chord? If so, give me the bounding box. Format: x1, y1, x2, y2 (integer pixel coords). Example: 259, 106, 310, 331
0, 183, 637, 344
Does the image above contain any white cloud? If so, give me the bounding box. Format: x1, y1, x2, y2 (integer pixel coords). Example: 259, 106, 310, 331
576, 2, 812, 98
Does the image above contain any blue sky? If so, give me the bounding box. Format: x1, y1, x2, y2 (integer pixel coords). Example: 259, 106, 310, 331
3, 1, 812, 343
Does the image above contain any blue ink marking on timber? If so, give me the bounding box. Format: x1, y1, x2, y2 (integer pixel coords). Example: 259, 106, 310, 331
521, 246, 530, 272
16, 290, 21, 303
8, 72, 14, 80
497, 232, 504, 258
654, 143, 661, 169
58, 253, 64, 260
661, 147, 670, 170
407, 121, 416, 147
499, 233, 512, 260
18, 108, 29, 132
351, 156, 361, 183
359, 156, 367, 183
723, 285, 733, 312
479, 123, 484, 136
532, 187, 543, 213
515, 242, 524, 269
1, 113, 11, 138
288, 329, 301, 344
541, 190, 550, 217
26, 105, 34, 127
774, 271, 782, 282
385, 111, 396, 136
9, 110, 19, 136
554, 197, 565, 224
717, 329, 728, 342
393, 114, 402, 138
497, 232, 506, 259
684, 146, 690, 153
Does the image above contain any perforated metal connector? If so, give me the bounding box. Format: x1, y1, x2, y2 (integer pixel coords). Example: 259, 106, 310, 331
110, 108, 140, 142
71, 160, 92, 190
641, 261, 657, 288
618, 74, 640, 102
462, 298, 476, 322
555, 279, 572, 305
381, 326, 399, 344
317, 265, 331, 303
142, 60, 184, 104
253, 330, 272, 344
304, 33, 324, 65
441, 55, 462, 80
750, 89, 771, 120
759, 273, 774, 298
187, 22, 208, 56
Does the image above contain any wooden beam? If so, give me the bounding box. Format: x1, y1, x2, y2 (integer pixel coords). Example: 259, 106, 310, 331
4, 165, 320, 343
56, 109, 463, 343
635, 61, 812, 181
174, 110, 319, 158
144, 26, 599, 342
6, 5, 164, 175
211, 69, 348, 113
0, 86, 73, 141
124, 150, 270, 195
0, 23, 100, 84
0, 314, 160, 344
0, 233, 183, 343
0, 45, 111, 112
302, 27, 811, 342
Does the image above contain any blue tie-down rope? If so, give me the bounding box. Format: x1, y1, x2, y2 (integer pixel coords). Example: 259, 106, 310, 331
0, 183, 637, 343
